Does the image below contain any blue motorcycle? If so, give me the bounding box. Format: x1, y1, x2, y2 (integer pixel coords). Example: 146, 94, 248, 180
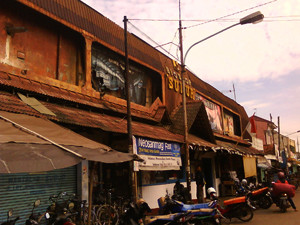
158, 195, 221, 225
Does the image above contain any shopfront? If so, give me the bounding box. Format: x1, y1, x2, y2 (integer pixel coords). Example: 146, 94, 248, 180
133, 136, 183, 208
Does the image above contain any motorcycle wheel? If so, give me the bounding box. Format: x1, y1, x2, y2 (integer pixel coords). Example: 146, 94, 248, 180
195, 220, 219, 225
280, 199, 288, 213
258, 196, 273, 209
237, 205, 253, 222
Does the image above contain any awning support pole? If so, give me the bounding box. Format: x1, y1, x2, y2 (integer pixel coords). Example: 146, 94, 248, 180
0, 114, 85, 159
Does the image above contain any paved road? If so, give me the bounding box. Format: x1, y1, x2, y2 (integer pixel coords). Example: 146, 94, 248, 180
226, 189, 300, 225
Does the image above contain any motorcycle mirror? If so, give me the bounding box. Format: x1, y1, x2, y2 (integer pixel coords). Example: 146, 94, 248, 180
45, 212, 50, 219
8, 209, 13, 218
34, 199, 41, 207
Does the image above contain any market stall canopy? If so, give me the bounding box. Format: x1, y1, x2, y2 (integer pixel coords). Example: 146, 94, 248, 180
0, 111, 138, 173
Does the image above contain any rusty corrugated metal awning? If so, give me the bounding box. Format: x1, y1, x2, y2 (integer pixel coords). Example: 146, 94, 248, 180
188, 134, 217, 150
0, 111, 138, 173
42, 101, 183, 143
214, 140, 259, 155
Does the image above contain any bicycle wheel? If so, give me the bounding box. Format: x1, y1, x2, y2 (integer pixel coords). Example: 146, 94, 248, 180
84, 205, 102, 225
97, 205, 119, 225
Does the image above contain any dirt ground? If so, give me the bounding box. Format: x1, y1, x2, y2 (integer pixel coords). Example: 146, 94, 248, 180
226, 189, 300, 225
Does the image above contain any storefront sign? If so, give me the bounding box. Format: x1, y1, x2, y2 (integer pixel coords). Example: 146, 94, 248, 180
133, 136, 182, 171
165, 60, 195, 100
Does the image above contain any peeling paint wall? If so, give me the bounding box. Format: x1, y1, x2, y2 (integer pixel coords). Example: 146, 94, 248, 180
0, 2, 85, 86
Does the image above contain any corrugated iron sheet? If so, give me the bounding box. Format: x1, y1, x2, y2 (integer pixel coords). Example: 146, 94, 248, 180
42, 101, 184, 143
18, 0, 163, 72
0, 91, 183, 143
0, 71, 157, 122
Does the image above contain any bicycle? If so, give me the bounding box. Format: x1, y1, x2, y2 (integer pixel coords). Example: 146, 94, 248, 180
96, 189, 119, 225
81, 201, 102, 225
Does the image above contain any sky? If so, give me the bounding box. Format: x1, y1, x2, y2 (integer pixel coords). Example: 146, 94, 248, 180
81, 0, 300, 150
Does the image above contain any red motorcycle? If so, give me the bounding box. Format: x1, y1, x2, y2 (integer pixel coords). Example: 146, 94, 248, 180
249, 187, 273, 209
208, 187, 255, 223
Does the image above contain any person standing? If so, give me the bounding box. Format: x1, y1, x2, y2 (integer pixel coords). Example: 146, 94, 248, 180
195, 166, 205, 203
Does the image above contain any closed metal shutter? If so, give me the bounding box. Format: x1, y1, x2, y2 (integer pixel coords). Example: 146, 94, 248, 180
0, 166, 77, 224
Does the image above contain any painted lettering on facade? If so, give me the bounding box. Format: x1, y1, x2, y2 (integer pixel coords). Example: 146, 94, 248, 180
165, 60, 195, 100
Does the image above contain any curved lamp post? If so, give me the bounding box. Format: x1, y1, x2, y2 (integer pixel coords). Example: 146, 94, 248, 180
178, 11, 264, 196
286, 130, 300, 136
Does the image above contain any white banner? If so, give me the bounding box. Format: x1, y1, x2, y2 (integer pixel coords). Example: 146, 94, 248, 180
133, 136, 182, 171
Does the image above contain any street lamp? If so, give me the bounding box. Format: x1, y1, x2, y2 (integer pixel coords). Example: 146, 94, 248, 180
286, 130, 300, 136
183, 11, 264, 64
178, 11, 264, 197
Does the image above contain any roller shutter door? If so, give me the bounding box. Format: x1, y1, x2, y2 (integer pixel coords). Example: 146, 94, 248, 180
0, 166, 77, 224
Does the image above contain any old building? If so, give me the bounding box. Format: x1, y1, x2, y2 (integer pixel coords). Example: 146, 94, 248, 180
0, 0, 261, 220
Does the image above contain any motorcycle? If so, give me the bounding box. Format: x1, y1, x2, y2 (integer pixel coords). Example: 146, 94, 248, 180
26, 199, 46, 225
233, 180, 273, 209
250, 186, 273, 209
1, 210, 19, 225
119, 199, 152, 225
145, 212, 193, 225
158, 194, 221, 225
208, 187, 255, 223
119, 199, 193, 225
46, 192, 77, 225
271, 182, 296, 213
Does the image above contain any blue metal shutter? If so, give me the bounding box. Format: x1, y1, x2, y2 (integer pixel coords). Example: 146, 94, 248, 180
0, 166, 77, 224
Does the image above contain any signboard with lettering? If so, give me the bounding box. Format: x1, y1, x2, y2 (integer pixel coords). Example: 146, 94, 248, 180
133, 136, 182, 171
165, 60, 195, 100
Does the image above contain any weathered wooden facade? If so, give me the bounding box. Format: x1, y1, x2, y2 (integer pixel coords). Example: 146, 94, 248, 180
0, 0, 262, 217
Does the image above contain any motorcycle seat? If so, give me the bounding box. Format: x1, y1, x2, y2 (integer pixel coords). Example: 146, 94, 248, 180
223, 196, 246, 206
252, 187, 268, 196
174, 201, 216, 216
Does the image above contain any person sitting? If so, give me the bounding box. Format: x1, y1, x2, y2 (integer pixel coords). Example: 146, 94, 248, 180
173, 180, 186, 203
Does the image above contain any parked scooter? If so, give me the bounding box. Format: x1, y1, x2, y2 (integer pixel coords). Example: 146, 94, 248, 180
1, 210, 19, 225
207, 187, 255, 223
158, 194, 221, 224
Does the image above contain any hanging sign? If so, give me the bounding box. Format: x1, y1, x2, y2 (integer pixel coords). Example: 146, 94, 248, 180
133, 136, 182, 171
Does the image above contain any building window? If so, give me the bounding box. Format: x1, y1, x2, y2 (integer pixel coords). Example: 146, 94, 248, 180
223, 110, 241, 136
91, 44, 161, 106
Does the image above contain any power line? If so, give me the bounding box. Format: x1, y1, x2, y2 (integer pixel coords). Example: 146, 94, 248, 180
127, 20, 179, 61
129, 16, 300, 22
184, 0, 278, 29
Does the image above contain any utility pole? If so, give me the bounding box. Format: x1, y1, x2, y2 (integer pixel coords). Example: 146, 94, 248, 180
178, 0, 191, 199
232, 83, 236, 102
124, 16, 138, 202
278, 116, 281, 158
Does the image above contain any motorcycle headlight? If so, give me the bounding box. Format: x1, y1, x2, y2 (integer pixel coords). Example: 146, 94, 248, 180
68, 202, 75, 210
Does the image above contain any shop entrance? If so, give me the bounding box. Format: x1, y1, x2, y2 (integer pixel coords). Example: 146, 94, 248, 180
202, 158, 213, 196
